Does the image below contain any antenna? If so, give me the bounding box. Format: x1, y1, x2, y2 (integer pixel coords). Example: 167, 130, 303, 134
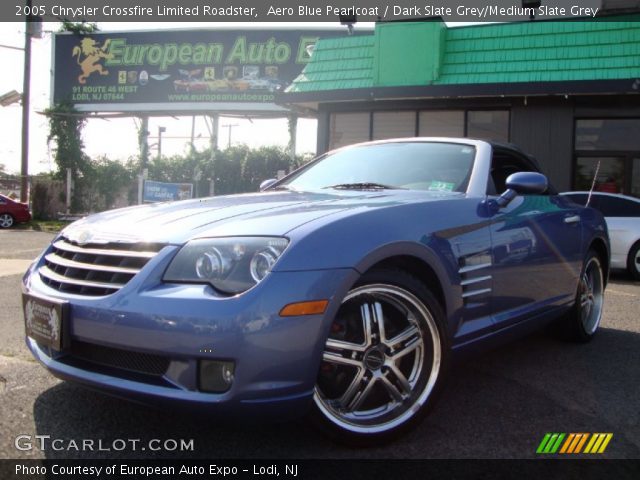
586, 160, 601, 207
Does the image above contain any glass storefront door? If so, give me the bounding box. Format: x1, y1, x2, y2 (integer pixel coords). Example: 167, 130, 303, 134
574, 157, 626, 194
574, 119, 640, 198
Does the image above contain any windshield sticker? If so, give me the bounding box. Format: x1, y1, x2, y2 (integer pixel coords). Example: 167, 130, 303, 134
428, 181, 455, 192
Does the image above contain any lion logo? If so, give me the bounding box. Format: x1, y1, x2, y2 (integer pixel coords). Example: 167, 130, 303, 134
25, 300, 35, 333
48, 308, 60, 343
71, 38, 114, 84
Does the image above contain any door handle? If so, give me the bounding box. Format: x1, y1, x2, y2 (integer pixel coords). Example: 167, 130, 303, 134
564, 215, 580, 224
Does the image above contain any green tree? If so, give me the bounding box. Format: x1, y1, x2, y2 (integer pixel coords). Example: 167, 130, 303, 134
214, 145, 250, 194
58, 21, 98, 34
43, 21, 99, 212
84, 156, 135, 211
44, 101, 91, 211
242, 146, 299, 192
133, 145, 304, 200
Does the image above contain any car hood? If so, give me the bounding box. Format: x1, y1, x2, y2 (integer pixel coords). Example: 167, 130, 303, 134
61, 189, 461, 245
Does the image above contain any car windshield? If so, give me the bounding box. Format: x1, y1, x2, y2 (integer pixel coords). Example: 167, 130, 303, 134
281, 142, 476, 192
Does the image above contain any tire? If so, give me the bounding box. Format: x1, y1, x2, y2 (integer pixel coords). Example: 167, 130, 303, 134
310, 269, 448, 445
627, 241, 640, 281
560, 250, 605, 342
0, 213, 15, 229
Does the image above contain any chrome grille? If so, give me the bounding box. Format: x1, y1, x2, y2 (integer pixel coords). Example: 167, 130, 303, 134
40, 237, 164, 296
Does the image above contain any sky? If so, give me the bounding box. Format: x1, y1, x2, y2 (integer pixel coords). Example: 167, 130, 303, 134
0, 22, 364, 176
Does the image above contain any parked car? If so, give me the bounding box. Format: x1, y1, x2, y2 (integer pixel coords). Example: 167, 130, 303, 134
562, 191, 640, 280
22, 139, 609, 445
0, 193, 31, 228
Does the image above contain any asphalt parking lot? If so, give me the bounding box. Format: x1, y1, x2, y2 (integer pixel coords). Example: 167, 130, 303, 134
0, 230, 638, 459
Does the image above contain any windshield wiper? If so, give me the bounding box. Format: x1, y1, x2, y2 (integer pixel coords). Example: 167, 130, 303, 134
323, 182, 403, 190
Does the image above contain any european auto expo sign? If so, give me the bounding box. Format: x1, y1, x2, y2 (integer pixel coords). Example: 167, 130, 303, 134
52, 29, 351, 112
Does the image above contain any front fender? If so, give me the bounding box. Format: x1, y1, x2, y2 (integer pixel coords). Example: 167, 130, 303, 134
351, 241, 459, 320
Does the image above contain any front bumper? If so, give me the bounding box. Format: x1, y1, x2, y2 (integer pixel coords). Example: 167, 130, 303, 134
23, 245, 358, 420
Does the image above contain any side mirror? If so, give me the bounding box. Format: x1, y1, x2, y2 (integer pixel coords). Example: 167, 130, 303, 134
259, 179, 278, 191
496, 172, 548, 208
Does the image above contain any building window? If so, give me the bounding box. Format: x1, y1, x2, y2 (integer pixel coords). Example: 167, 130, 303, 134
419, 111, 464, 137
329, 112, 371, 150
574, 118, 640, 197
575, 119, 640, 151
327, 109, 510, 151
574, 157, 626, 193
372, 111, 416, 140
467, 111, 509, 142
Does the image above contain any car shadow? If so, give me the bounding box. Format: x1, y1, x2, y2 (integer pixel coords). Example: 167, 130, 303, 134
609, 270, 639, 285
32, 327, 640, 459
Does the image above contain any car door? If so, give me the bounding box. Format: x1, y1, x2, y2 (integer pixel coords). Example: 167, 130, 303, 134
443, 206, 495, 343
488, 148, 583, 329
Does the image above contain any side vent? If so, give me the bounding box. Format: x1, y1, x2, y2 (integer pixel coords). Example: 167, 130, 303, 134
459, 258, 492, 303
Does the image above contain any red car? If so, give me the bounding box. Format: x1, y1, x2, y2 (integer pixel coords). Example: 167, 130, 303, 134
0, 194, 31, 228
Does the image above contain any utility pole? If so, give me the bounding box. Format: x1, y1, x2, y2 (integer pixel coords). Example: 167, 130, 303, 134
138, 116, 149, 204
288, 114, 298, 164
190, 116, 196, 151
209, 114, 219, 150
157, 126, 166, 160
205, 114, 219, 197
20, 0, 33, 203
221, 123, 238, 149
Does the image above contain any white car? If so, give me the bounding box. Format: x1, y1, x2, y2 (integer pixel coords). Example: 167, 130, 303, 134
562, 191, 640, 280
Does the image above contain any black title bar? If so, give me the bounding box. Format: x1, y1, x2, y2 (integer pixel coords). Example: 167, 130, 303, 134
1, 459, 640, 480
6, 0, 610, 23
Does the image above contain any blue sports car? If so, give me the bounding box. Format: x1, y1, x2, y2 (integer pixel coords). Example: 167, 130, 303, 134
22, 138, 609, 444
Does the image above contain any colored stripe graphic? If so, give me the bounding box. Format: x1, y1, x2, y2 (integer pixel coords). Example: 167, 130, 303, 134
536, 433, 552, 454
550, 433, 565, 453
592, 433, 607, 453
559, 433, 575, 454
537, 433, 565, 454
584, 434, 598, 453
574, 433, 589, 453
567, 433, 584, 453
584, 433, 613, 454
597, 434, 613, 453
538, 433, 613, 454
544, 433, 559, 453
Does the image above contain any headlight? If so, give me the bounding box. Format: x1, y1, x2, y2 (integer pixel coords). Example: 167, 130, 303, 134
163, 237, 289, 294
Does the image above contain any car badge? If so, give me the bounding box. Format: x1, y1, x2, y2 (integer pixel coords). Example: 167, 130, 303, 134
75, 230, 92, 245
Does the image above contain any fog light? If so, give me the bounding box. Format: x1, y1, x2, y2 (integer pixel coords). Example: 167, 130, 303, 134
199, 360, 235, 393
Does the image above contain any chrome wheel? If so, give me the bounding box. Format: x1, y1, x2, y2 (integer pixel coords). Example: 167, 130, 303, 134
627, 243, 640, 281
314, 283, 441, 434
0, 213, 14, 228
578, 256, 604, 335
